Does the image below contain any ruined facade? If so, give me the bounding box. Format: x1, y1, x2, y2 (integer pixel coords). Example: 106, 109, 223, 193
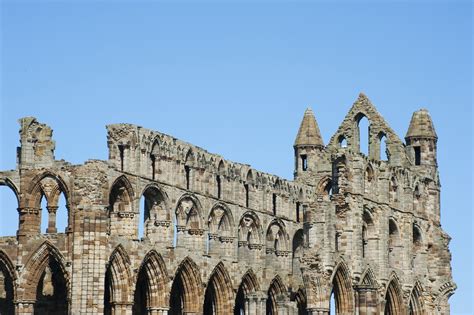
0, 94, 455, 315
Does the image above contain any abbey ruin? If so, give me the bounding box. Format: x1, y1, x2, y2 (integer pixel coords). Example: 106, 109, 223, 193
0, 94, 455, 314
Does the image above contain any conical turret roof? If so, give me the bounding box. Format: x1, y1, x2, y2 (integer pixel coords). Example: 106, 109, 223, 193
294, 108, 324, 147
405, 109, 437, 140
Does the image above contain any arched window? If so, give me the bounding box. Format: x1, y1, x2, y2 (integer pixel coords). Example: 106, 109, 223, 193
338, 135, 348, 148
388, 219, 400, 268
30, 174, 70, 235
364, 166, 374, 195
292, 229, 304, 275
413, 224, 422, 250
139, 186, 168, 240
175, 195, 203, 249
379, 133, 388, 161
389, 176, 399, 204
208, 204, 234, 256
266, 220, 289, 257
109, 176, 135, 238
184, 149, 195, 190
356, 114, 370, 155
238, 212, 262, 259
272, 193, 277, 216
362, 209, 374, 259
0, 182, 19, 236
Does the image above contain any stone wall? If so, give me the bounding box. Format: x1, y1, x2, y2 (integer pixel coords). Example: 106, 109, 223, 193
0, 94, 455, 314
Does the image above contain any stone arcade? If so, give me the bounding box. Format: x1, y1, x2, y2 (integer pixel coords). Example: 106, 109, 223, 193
0, 94, 455, 314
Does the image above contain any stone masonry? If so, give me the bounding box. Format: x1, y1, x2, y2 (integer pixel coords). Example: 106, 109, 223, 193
0, 93, 455, 314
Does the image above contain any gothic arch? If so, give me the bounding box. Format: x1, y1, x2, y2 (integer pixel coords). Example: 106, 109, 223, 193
246, 170, 254, 184
316, 176, 332, 197
26, 171, 70, 208
169, 257, 203, 315
175, 193, 204, 230
293, 287, 307, 315
331, 262, 355, 315
408, 281, 424, 315
150, 137, 161, 179
133, 250, 169, 314
364, 163, 375, 194
0, 250, 16, 315
292, 229, 305, 279
104, 245, 133, 314
139, 184, 171, 239
384, 275, 404, 315
208, 202, 234, 236
203, 262, 234, 315
109, 175, 135, 213
185, 148, 195, 166
266, 275, 287, 315
21, 241, 70, 314
359, 268, 377, 287
266, 219, 290, 254
0, 177, 20, 206
234, 269, 260, 315
217, 159, 226, 175
238, 211, 263, 249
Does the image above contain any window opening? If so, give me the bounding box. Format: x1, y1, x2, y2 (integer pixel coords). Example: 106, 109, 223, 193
272, 194, 277, 215
185, 166, 190, 190
118, 145, 125, 171
414, 147, 421, 165
301, 155, 308, 171
244, 184, 249, 208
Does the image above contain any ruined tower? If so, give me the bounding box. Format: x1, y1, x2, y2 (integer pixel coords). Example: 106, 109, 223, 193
0, 94, 455, 315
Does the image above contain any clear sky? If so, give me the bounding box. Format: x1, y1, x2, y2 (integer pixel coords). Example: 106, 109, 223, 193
0, 0, 472, 313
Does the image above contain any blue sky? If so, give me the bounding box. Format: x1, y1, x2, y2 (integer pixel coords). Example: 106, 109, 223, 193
0, 1, 472, 313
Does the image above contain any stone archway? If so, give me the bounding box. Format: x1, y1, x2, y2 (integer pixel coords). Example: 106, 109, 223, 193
0, 250, 15, 315
331, 263, 354, 315
384, 277, 404, 315
234, 269, 260, 315
266, 276, 287, 315
408, 282, 424, 315
104, 245, 133, 315
169, 257, 202, 315
21, 242, 70, 315
133, 250, 169, 314
203, 262, 234, 315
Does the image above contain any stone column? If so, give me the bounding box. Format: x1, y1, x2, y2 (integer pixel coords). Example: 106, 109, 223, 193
16, 301, 35, 315
46, 205, 58, 233
17, 207, 40, 240
113, 302, 133, 315
148, 307, 169, 315
307, 307, 330, 315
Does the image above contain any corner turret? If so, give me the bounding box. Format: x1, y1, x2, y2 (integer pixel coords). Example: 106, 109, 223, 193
294, 108, 324, 181
405, 109, 437, 167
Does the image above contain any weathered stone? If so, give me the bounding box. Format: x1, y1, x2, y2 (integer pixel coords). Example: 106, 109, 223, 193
0, 94, 455, 314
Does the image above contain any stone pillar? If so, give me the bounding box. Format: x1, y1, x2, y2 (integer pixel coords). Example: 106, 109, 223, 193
46, 205, 58, 233
17, 207, 40, 240
16, 301, 35, 315
307, 307, 330, 315
148, 307, 169, 315
113, 302, 133, 315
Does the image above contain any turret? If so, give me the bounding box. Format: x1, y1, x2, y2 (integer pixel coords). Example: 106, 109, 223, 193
294, 108, 324, 181
405, 109, 437, 167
